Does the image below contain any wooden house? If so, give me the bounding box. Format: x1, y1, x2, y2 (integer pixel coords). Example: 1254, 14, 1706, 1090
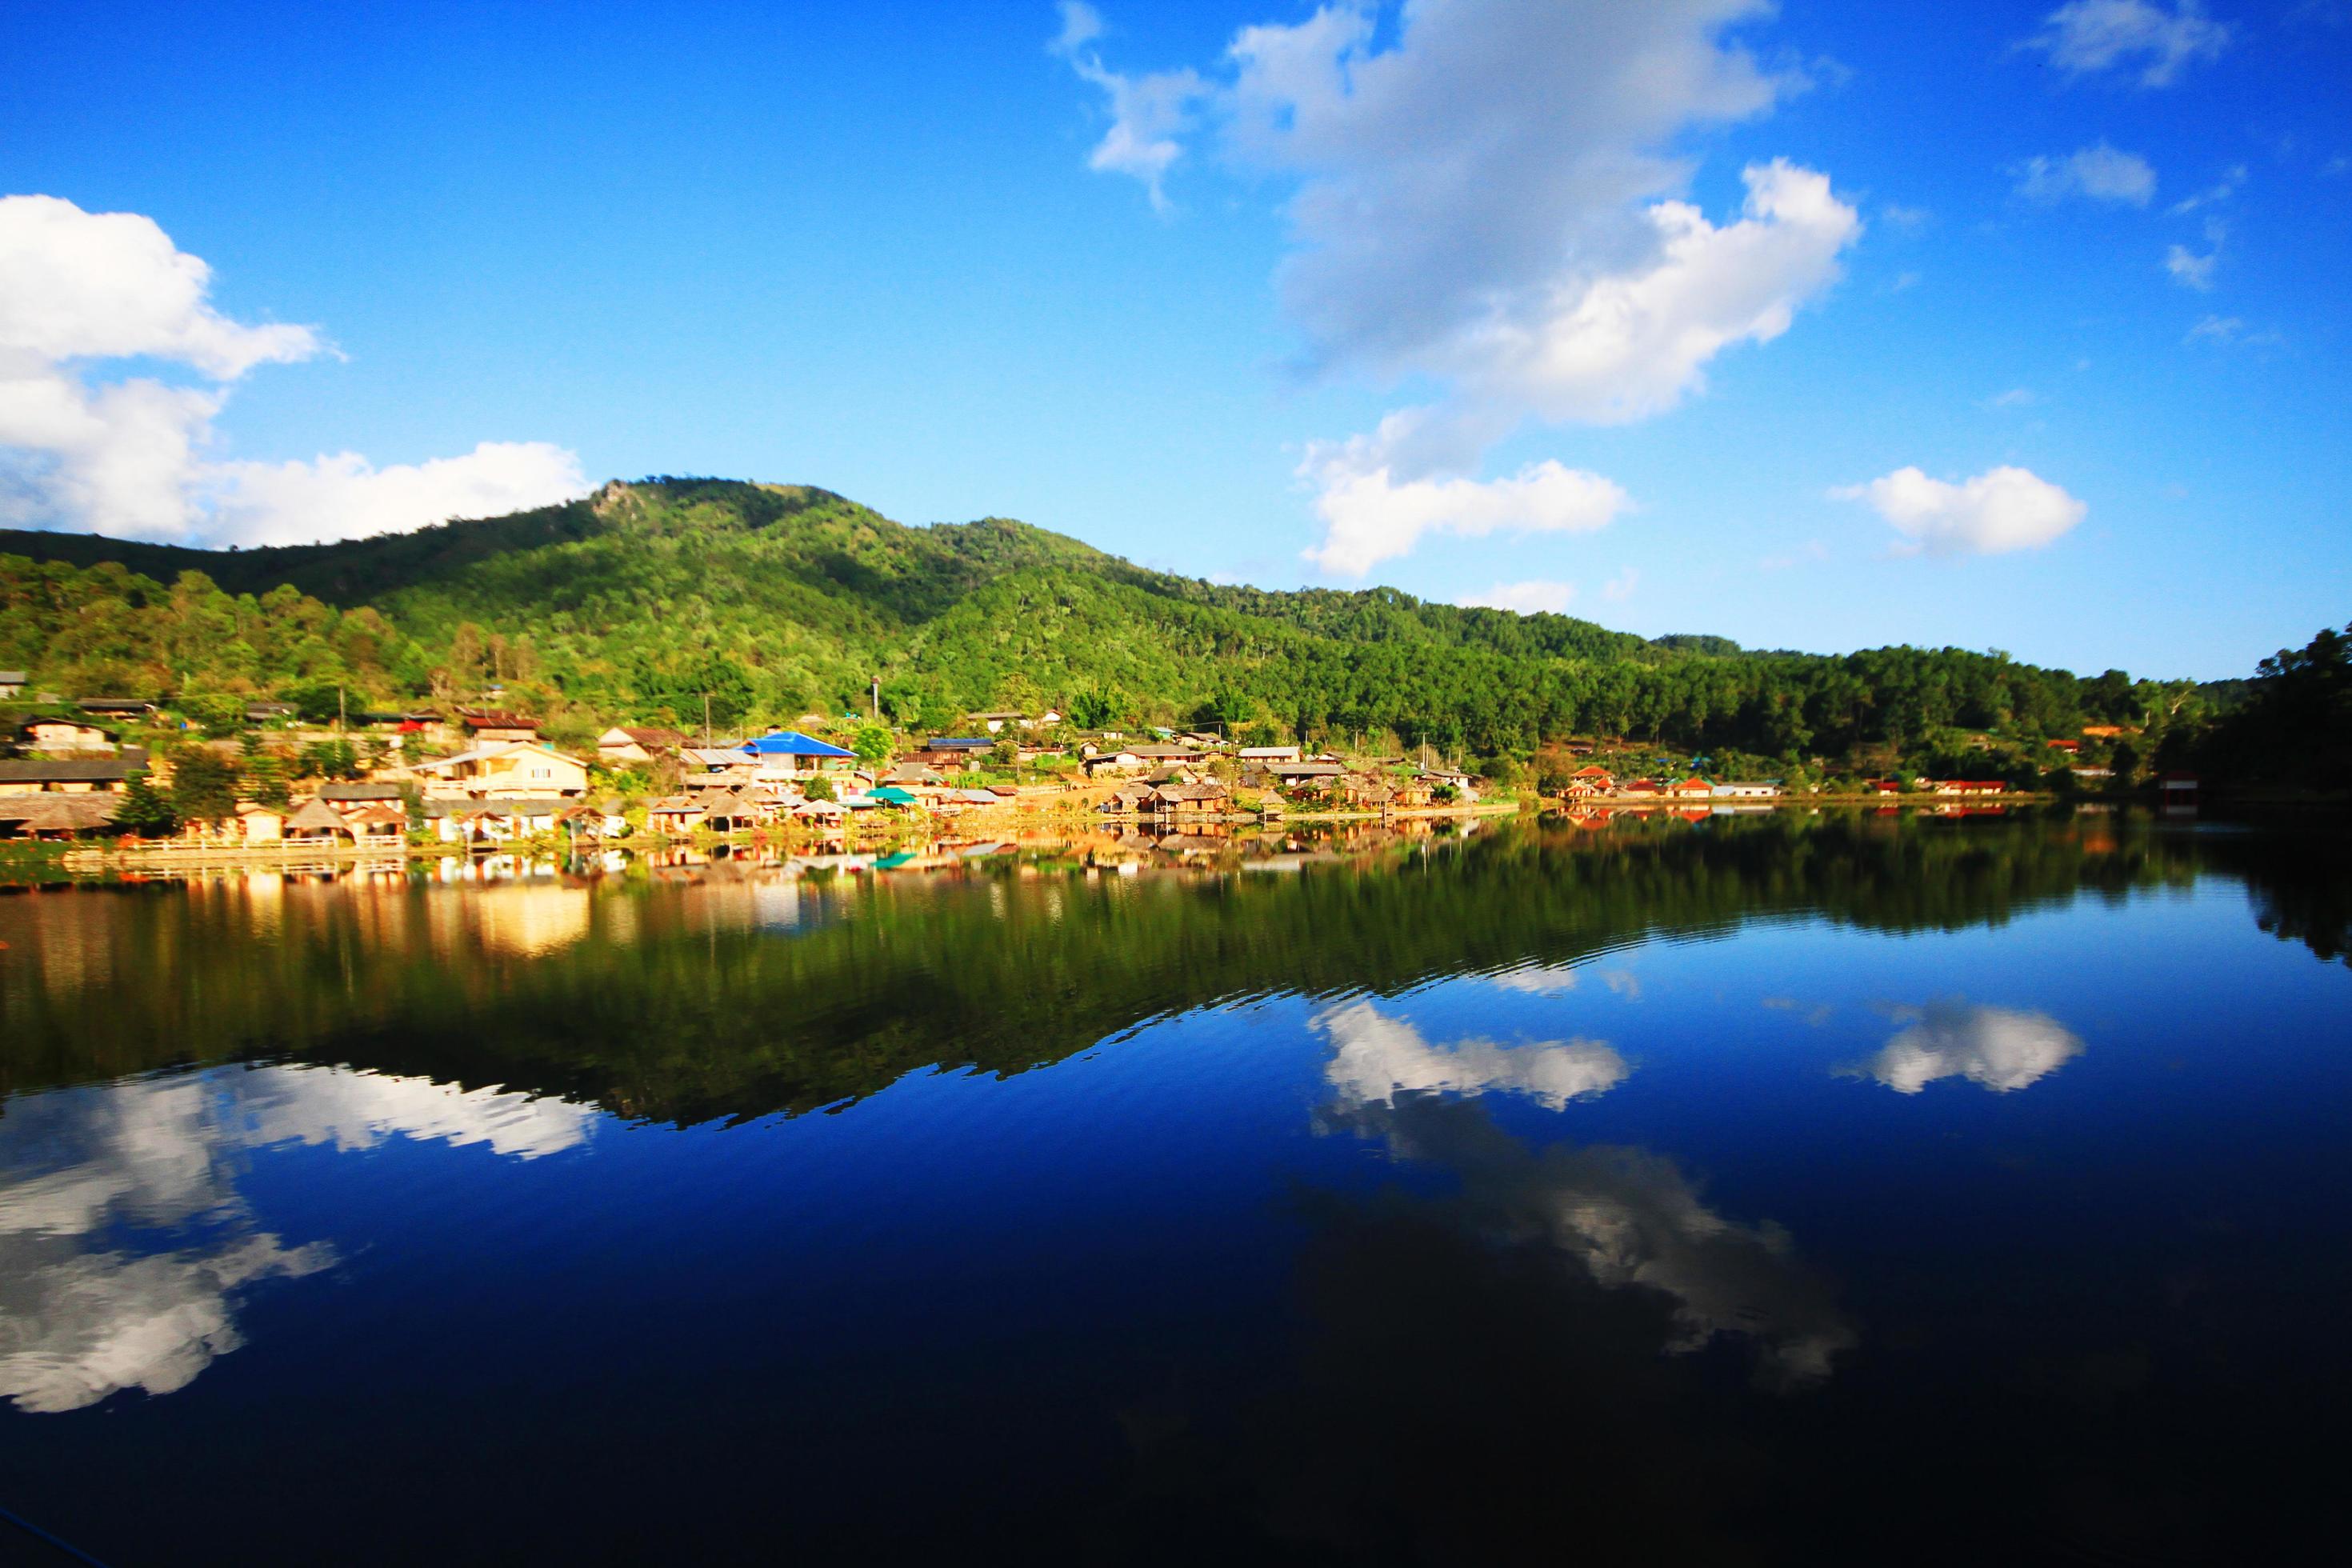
597, 726, 690, 765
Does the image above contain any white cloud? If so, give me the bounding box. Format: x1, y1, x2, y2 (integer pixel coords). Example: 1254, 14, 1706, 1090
0, 194, 320, 378
2186, 314, 2282, 348
1987, 386, 2038, 408
2169, 162, 2243, 213
1602, 566, 1640, 602
2165, 218, 2225, 289
1834, 465, 2087, 556
2022, 0, 2233, 86
1300, 416, 1628, 577
1050, 0, 1102, 54
1460, 579, 1576, 615
2013, 142, 2156, 205
1064, 4, 1856, 574
1050, 4, 1206, 212
206, 442, 587, 550
1855, 1002, 2086, 1094
0, 194, 584, 545
1315, 999, 1632, 1111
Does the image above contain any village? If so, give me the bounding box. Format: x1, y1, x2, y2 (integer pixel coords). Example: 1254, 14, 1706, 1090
1, 678, 2183, 854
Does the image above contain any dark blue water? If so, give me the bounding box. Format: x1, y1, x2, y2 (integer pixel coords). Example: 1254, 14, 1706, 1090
1, 814, 2346, 1563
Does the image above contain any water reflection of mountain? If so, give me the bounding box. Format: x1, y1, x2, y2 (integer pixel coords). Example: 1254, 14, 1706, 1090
0, 813, 2330, 1126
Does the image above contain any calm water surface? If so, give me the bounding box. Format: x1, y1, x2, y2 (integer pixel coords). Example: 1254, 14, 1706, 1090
2, 812, 2347, 1564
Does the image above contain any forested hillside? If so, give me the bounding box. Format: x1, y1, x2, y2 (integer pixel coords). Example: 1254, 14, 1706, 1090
0, 478, 2202, 774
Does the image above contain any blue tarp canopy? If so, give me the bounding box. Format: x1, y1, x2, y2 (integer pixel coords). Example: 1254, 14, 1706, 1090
741, 730, 856, 758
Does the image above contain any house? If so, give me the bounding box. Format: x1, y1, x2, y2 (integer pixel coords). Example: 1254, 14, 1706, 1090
597, 726, 690, 765
561, 798, 632, 838
1153, 781, 1231, 815
1710, 782, 1782, 800
318, 782, 409, 816
2046, 738, 2082, 754
1239, 745, 1303, 765
76, 698, 157, 718
0, 794, 119, 838
1263, 759, 1346, 785
1923, 780, 2008, 797
410, 740, 590, 799
1098, 785, 1158, 817
1667, 778, 1713, 801
646, 796, 707, 834
455, 709, 542, 743
1082, 750, 1148, 778
2159, 772, 2199, 801
345, 802, 409, 842
2081, 724, 2126, 739
1618, 778, 1662, 799
702, 791, 768, 832
2070, 767, 2116, 783
966, 710, 1024, 734
1562, 765, 1615, 796
20, 718, 117, 753
0, 758, 134, 794
282, 797, 357, 842
915, 738, 994, 768
1866, 779, 1904, 795
0, 671, 23, 699
246, 702, 298, 724
790, 797, 850, 822
881, 763, 948, 790
1417, 766, 1478, 803
738, 730, 860, 775
866, 786, 926, 810
236, 802, 286, 842
1144, 763, 1200, 786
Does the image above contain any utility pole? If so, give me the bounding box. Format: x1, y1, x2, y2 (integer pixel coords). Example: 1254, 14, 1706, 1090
337, 684, 346, 734
702, 692, 712, 750
870, 676, 880, 723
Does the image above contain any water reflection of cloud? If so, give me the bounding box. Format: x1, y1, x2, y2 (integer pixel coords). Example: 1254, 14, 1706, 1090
1486, 962, 1579, 994
1314, 999, 1630, 1110
0, 1066, 594, 1411
1857, 1002, 2085, 1094
1346, 1098, 1856, 1389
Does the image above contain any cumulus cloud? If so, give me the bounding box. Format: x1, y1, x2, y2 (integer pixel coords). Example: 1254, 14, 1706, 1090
1058, 3, 1858, 575
1834, 464, 2087, 556
1853, 1002, 2086, 1094
1301, 417, 1629, 576
1460, 579, 1575, 615
2022, 0, 2233, 86
1315, 999, 1632, 1111
0, 1064, 593, 1412
0, 194, 585, 545
2014, 142, 2157, 205
206, 442, 587, 550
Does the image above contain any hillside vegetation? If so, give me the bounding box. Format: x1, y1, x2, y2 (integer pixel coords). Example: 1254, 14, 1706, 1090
0, 478, 2204, 777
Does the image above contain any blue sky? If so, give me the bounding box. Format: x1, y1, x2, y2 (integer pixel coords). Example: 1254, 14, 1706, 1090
1, 0, 2346, 679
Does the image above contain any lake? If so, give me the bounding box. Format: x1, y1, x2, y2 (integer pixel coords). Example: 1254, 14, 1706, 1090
2, 811, 2347, 1565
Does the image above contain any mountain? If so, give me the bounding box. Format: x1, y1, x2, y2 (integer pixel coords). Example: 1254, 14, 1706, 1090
0, 478, 2170, 770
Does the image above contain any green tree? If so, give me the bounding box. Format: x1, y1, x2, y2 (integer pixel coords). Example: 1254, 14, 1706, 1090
169, 750, 240, 827
116, 771, 178, 838
850, 724, 892, 765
